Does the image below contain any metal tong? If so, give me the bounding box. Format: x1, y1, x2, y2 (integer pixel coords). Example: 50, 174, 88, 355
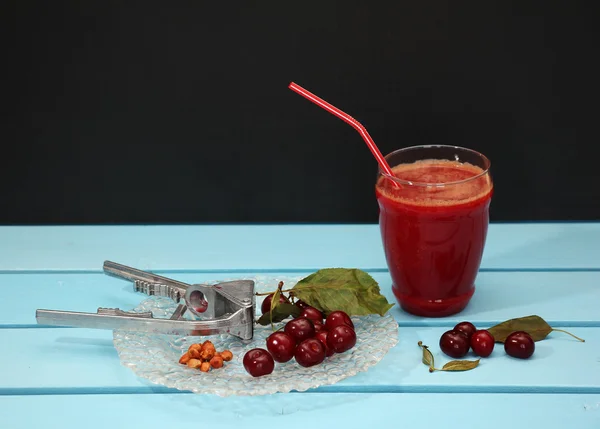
35, 261, 255, 340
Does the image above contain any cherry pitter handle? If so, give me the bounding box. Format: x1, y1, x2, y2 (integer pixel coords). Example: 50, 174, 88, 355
35, 261, 255, 340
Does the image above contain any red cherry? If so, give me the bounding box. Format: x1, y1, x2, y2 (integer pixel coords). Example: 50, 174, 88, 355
312, 319, 327, 333
260, 293, 287, 315
326, 324, 357, 353
300, 306, 324, 323
504, 331, 535, 359
295, 299, 310, 310
294, 338, 326, 367
284, 317, 316, 344
266, 331, 296, 363
454, 321, 477, 342
439, 330, 470, 358
470, 329, 495, 357
243, 348, 274, 377
315, 331, 334, 357
325, 310, 354, 331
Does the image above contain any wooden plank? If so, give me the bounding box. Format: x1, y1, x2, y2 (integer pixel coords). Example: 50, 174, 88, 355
1, 223, 599, 272
0, 225, 385, 272
0, 327, 596, 394
2, 393, 599, 429
2, 271, 600, 327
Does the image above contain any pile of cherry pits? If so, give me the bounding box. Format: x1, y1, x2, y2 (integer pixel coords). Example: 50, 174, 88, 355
243, 297, 357, 377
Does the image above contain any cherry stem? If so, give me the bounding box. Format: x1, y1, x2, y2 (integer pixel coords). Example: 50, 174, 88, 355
277, 282, 293, 305
255, 287, 295, 297
552, 328, 585, 342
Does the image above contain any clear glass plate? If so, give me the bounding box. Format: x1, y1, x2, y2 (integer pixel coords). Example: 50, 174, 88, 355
113, 275, 398, 396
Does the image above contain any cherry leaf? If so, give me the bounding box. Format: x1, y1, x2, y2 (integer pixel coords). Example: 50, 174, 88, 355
488, 315, 584, 343
290, 268, 394, 316
256, 303, 301, 326
440, 359, 480, 372
418, 341, 435, 372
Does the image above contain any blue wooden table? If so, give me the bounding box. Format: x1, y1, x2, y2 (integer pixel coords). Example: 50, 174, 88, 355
1, 223, 599, 428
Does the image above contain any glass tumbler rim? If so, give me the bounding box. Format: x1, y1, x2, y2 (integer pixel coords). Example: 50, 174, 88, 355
378, 144, 492, 188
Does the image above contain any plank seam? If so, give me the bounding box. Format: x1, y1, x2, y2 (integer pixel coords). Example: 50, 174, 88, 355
1, 268, 600, 274
3, 321, 600, 329
2, 385, 600, 396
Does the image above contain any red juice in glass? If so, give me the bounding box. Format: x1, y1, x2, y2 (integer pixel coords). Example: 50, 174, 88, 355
375, 145, 493, 317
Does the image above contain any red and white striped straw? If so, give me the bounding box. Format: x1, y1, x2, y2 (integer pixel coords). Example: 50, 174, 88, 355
288, 82, 397, 182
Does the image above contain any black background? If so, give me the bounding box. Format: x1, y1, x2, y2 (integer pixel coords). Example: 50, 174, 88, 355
4, 1, 599, 224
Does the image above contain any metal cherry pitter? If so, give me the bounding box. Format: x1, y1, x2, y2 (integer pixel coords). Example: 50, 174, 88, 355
35, 261, 256, 341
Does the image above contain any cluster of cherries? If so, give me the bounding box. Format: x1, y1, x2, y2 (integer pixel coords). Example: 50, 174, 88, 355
440, 321, 535, 360
243, 296, 357, 377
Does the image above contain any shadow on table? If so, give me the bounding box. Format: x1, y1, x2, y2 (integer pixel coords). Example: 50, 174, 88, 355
391, 271, 599, 325
123, 384, 365, 416
468, 272, 596, 317
51, 335, 118, 358
483, 224, 600, 269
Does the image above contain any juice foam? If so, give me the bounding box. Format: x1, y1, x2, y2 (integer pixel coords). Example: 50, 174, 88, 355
376, 159, 493, 208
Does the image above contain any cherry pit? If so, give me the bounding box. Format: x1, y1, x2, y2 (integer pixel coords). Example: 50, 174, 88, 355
243, 302, 357, 377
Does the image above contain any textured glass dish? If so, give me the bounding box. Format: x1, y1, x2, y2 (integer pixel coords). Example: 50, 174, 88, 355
113, 275, 398, 396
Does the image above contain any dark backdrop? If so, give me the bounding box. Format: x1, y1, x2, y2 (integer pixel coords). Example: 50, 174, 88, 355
4, 1, 599, 224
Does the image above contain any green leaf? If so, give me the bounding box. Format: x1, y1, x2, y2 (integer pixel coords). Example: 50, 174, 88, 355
488, 315, 585, 343
440, 359, 480, 372
418, 341, 435, 373
290, 268, 394, 316
488, 315, 551, 342
256, 303, 301, 326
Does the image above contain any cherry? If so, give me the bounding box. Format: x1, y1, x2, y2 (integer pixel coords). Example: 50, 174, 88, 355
470, 329, 495, 357
439, 329, 470, 358
300, 306, 324, 323
312, 319, 327, 333
326, 324, 357, 353
284, 317, 316, 344
265, 331, 296, 363
315, 331, 334, 357
243, 348, 275, 377
454, 321, 477, 342
294, 338, 326, 367
295, 299, 310, 310
260, 293, 287, 315
504, 331, 535, 359
325, 310, 354, 331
